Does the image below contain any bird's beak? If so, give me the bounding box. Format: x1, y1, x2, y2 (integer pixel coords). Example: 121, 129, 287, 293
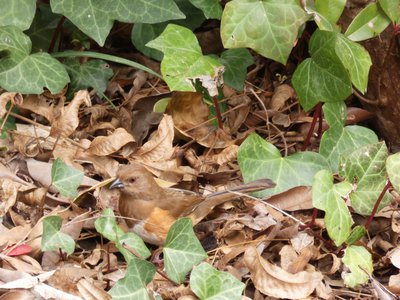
110, 178, 124, 189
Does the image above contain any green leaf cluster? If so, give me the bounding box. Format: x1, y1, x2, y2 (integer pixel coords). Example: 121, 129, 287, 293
94, 212, 244, 299
292, 30, 371, 111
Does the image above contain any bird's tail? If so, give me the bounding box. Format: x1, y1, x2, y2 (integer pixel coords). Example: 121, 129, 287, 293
187, 178, 275, 225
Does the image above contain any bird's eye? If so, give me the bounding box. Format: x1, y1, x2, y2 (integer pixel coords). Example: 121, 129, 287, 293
129, 177, 136, 183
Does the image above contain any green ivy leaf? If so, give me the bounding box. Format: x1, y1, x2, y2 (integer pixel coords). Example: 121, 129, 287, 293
0, 26, 69, 94
292, 57, 351, 111
320, 102, 378, 172
334, 33, 372, 92
238, 133, 330, 198
292, 29, 371, 110
146, 24, 222, 91
131, 23, 166, 61
387, 152, 400, 192
109, 256, 156, 300
220, 0, 308, 64
219, 48, 253, 91
26, 4, 61, 52
0, 0, 36, 30
50, 0, 185, 46
0, 115, 16, 139
312, 170, 353, 246
342, 245, 372, 287
118, 233, 152, 262
163, 218, 207, 284
63, 58, 113, 98
94, 208, 123, 242
189, 0, 222, 19
315, 0, 346, 24
51, 158, 84, 199
114, 0, 184, 24
190, 262, 245, 300
131, 0, 206, 61
304, 4, 340, 32
379, 0, 400, 23
339, 142, 390, 215
41, 216, 75, 255
346, 225, 366, 245
95, 208, 151, 260
344, 3, 391, 42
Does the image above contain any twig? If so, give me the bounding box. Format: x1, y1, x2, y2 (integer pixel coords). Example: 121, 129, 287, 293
9, 112, 86, 150
249, 88, 289, 156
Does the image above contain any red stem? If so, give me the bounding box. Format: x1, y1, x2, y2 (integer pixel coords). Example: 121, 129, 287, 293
317, 105, 323, 139
364, 180, 392, 229
302, 102, 322, 151
212, 95, 224, 130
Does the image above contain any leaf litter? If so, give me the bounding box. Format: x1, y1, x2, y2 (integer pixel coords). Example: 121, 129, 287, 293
0, 48, 398, 300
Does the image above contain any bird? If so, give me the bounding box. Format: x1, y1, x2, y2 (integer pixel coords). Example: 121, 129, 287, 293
109, 163, 275, 245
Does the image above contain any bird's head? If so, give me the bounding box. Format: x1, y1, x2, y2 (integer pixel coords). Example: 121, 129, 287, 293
109, 163, 162, 200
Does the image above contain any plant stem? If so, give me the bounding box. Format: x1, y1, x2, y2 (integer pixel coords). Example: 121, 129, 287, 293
52, 51, 162, 79
212, 95, 224, 130
364, 180, 392, 229
302, 102, 322, 151
48, 16, 66, 53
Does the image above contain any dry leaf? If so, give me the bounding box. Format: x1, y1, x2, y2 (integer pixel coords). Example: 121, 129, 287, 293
0, 290, 36, 300
17, 187, 47, 207
227, 95, 250, 133
237, 214, 276, 231
204, 145, 239, 166
389, 247, 400, 269
134, 114, 175, 162
88, 127, 135, 156
85, 119, 118, 134
20, 94, 62, 123
280, 245, 300, 272
316, 253, 341, 275
388, 273, 400, 294
166, 91, 235, 148
244, 246, 323, 299
0, 254, 42, 274
0, 178, 32, 216
53, 139, 82, 170
0, 92, 22, 119
270, 84, 295, 110
0, 224, 31, 249
291, 232, 314, 253
271, 112, 291, 127
130, 93, 166, 144
166, 91, 209, 131
25, 158, 99, 189
77, 278, 111, 300
50, 90, 91, 137
268, 186, 313, 211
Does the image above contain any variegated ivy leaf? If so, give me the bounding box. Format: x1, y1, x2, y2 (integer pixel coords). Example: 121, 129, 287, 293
320, 102, 378, 172
146, 24, 222, 92
51, 0, 185, 46
220, 0, 308, 64
292, 30, 371, 111
339, 142, 390, 215
238, 133, 329, 197
312, 170, 353, 246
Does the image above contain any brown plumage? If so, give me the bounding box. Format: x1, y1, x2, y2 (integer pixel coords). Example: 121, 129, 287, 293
110, 163, 274, 245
